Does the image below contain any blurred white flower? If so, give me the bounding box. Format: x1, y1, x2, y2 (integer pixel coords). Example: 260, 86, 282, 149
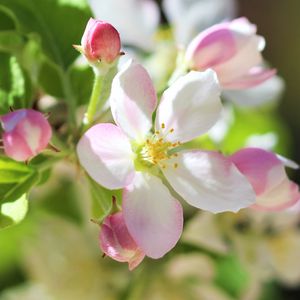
88, 0, 160, 51
163, 0, 237, 45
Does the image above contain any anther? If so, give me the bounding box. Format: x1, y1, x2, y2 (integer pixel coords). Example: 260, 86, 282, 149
169, 128, 174, 133
161, 123, 165, 129
174, 163, 178, 169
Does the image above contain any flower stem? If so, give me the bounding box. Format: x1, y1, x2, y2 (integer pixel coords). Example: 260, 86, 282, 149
82, 66, 117, 132
84, 74, 104, 128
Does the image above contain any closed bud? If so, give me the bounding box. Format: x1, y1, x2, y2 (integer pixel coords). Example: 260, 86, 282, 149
0, 109, 52, 161
75, 18, 121, 71
99, 212, 145, 270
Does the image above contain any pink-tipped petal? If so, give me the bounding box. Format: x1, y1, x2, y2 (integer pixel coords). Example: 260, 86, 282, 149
155, 69, 222, 143
214, 35, 263, 85
231, 148, 300, 211
253, 180, 300, 211
163, 151, 256, 213
222, 67, 276, 90
0, 109, 52, 161
123, 172, 183, 259
186, 23, 237, 70
77, 123, 135, 189
110, 60, 157, 141
100, 212, 145, 270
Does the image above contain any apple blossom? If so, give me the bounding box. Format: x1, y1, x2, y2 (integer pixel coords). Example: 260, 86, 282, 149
185, 18, 276, 90
77, 60, 255, 259
163, 0, 237, 45
230, 148, 300, 211
0, 109, 52, 162
99, 212, 145, 270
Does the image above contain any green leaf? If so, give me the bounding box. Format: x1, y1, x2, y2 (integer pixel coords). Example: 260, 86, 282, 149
0, 5, 20, 30
38, 58, 64, 98
0, 53, 33, 113
0, 157, 34, 183
0, 31, 25, 53
0, 156, 39, 204
215, 255, 250, 298
0, 0, 91, 69
0, 194, 28, 229
69, 64, 94, 105
1, 171, 39, 204
87, 176, 122, 222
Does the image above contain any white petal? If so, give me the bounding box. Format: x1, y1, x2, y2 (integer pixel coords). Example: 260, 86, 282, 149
163, 151, 256, 213
223, 75, 284, 107
110, 60, 157, 141
155, 70, 222, 143
77, 123, 135, 189
123, 172, 183, 258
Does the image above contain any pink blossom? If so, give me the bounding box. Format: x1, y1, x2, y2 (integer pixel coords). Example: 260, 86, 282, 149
231, 148, 300, 211
0, 109, 52, 161
76, 18, 121, 64
77, 60, 255, 259
99, 212, 145, 270
185, 18, 276, 90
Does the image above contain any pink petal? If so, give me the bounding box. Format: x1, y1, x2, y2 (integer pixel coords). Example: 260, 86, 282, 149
100, 212, 145, 270
186, 18, 260, 75
163, 150, 256, 213
123, 172, 183, 259
222, 67, 276, 90
155, 69, 222, 143
110, 60, 157, 141
186, 23, 237, 70
76, 123, 135, 189
231, 148, 300, 211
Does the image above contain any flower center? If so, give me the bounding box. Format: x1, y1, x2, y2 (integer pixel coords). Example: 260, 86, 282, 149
135, 123, 180, 170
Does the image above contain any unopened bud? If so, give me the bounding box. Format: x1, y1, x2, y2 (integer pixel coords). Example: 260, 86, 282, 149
75, 18, 121, 71
0, 109, 52, 161
99, 212, 145, 270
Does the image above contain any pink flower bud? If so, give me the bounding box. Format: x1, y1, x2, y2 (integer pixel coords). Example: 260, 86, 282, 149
0, 109, 52, 161
185, 18, 276, 90
99, 212, 145, 270
78, 18, 121, 64
230, 148, 300, 211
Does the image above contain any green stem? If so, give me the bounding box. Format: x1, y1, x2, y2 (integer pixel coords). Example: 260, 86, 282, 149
84, 74, 104, 129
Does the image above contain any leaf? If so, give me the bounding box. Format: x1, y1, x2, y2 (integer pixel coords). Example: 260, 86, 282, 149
0, 53, 33, 113
69, 64, 94, 105
0, 156, 34, 183
0, 156, 39, 204
0, 5, 20, 30
0, 31, 25, 53
0, 194, 28, 229
215, 255, 250, 298
87, 176, 122, 222
0, 0, 91, 69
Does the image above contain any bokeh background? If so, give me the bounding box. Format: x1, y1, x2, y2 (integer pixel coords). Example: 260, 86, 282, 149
1, 0, 300, 299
